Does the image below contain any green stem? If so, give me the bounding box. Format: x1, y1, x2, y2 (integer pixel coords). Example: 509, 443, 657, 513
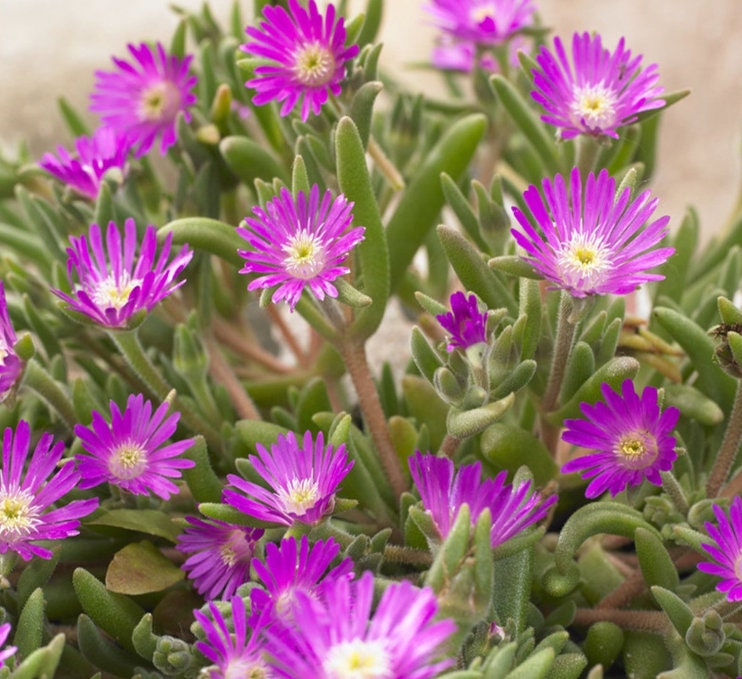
576, 135, 602, 178
573, 607, 667, 632
661, 470, 690, 515
541, 292, 578, 453
707, 380, 742, 497
108, 329, 223, 451
23, 360, 78, 430
383, 544, 432, 567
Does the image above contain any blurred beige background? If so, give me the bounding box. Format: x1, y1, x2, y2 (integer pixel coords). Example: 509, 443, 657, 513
2, 1, 741, 241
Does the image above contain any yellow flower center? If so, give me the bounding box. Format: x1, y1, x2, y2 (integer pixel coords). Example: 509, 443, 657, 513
556, 231, 612, 290
219, 543, 238, 567
276, 478, 320, 517
323, 638, 392, 679
293, 42, 336, 87
283, 230, 326, 280
138, 81, 182, 122
615, 430, 658, 469
571, 84, 618, 130
0, 488, 40, 540
91, 273, 143, 311
218, 529, 251, 568
108, 441, 148, 480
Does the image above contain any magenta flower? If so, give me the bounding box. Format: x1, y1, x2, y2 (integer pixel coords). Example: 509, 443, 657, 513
0, 421, 98, 561
251, 536, 352, 620
193, 596, 270, 679
39, 127, 131, 200
242, 0, 359, 121
699, 497, 742, 601
425, 0, 535, 45
74, 394, 195, 500
437, 291, 488, 351
224, 431, 353, 527
237, 186, 365, 311
266, 571, 455, 679
0, 283, 22, 404
90, 42, 197, 156
561, 380, 679, 498
531, 32, 664, 139
511, 168, 674, 297
0, 623, 16, 668
177, 517, 264, 600
52, 218, 193, 328
409, 452, 554, 548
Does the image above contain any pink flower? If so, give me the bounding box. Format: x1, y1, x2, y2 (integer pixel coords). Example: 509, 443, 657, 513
74, 394, 195, 500
561, 380, 680, 498
531, 32, 664, 139
224, 431, 353, 526
242, 0, 359, 120
53, 218, 193, 328
511, 168, 674, 297
90, 42, 197, 156
237, 186, 364, 312
39, 126, 131, 199
0, 421, 98, 561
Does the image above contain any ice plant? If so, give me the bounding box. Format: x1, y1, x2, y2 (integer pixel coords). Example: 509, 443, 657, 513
223, 430, 353, 526
0, 421, 98, 561
52, 218, 193, 328
251, 536, 352, 620
0, 623, 16, 668
266, 571, 456, 679
193, 596, 271, 679
242, 0, 359, 121
699, 497, 742, 601
237, 186, 365, 312
0, 283, 22, 404
409, 451, 555, 548
90, 42, 197, 156
561, 380, 680, 498
39, 126, 131, 200
425, 0, 535, 46
177, 517, 264, 600
511, 168, 674, 297
437, 291, 488, 351
74, 393, 195, 500
531, 31, 664, 139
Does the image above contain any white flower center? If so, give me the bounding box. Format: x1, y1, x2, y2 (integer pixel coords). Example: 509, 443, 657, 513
283, 230, 326, 280
470, 5, 495, 24
0, 488, 40, 541
222, 658, 269, 679
615, 430, 658, 470
108, 440, 148, 480
0, 339, 9, 361
276, 478, 320, 516
323, 638, 392, 679
735, 552, 742, 582
571, 83, 618, 131
556, 231, 612, 291
138, 81, 182, 122
292, 42, 336, 87
90, 272, 143, 311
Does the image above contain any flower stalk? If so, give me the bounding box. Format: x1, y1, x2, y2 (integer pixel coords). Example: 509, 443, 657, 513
108, 329, 222, 450
707, 381, 742, 497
